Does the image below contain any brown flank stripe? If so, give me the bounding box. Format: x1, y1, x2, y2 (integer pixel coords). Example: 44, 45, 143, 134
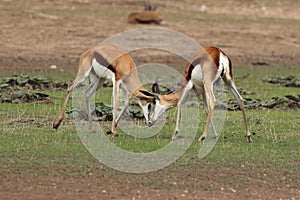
93, 51, 116, 73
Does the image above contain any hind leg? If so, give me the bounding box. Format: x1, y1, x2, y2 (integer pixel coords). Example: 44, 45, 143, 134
224, 78, 251, 142
202, 92, 218, 138
199, 82, 215, 142
85, 76, 101, 132
53, 82, 75, 129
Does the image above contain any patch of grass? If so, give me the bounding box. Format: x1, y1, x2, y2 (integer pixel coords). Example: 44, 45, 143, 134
232, 65, 299, 100
0, 65, 299, 179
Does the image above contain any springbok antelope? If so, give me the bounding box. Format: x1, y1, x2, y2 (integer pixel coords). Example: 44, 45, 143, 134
53, 44, 155, 136
128, 11, 167, 25
140, 47, 252, 142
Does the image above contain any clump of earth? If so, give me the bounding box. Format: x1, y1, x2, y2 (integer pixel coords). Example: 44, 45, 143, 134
263, 76, 300, 88
0, 75, 67, 103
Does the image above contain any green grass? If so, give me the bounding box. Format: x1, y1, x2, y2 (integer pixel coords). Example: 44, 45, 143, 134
233, 65, 300, 99
0, 65, 299, 177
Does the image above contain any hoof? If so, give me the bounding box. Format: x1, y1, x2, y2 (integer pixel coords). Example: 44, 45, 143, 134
172, 131, 179, 140
246, 135, 252, 142
106, 130, 113, 135
113, 133, 119, 137
198, 135, 206, 142
89, 128, 96, 134
106, 130, 119, 137
52, 122, 59, 129
88, 124, 96, 133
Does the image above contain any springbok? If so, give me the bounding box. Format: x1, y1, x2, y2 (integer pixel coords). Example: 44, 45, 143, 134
140, 47, 252, 142
128, 11, 167, 25
53, 44, 155, 136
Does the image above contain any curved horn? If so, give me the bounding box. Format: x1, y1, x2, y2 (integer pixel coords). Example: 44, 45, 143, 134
152, 77, 160, 94
139, 90, 159, 100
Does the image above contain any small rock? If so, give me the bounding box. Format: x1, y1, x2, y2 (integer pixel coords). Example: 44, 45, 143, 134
50, 65, 57, 69
199, 5, 208, 12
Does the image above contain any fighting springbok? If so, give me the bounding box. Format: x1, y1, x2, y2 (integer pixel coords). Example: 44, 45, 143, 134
53, 44, 155, 136
140, 47, 252, 142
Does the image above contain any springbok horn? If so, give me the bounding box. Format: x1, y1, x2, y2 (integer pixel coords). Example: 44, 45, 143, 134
152, 77, 160, 94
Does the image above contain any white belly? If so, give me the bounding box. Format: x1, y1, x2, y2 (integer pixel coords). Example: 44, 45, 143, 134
190, 64, 205, 95
92, 58, 114, 80
191, 64, 203, 82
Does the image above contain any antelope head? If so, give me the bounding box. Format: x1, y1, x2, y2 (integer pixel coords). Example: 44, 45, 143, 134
139, 80, 171, 127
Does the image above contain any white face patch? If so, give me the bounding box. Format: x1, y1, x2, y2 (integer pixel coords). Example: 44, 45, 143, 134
150, 100, 169, 123
139, 102, 150, 122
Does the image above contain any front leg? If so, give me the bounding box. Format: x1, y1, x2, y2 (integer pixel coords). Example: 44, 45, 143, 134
116, 84, 129, 124
172, 82, 193, 140
107, 79, 120, 137
172, 106, 181, 140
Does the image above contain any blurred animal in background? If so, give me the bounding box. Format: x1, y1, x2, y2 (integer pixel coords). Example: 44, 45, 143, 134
128, 1, 167, 25
144, 1, 157, 11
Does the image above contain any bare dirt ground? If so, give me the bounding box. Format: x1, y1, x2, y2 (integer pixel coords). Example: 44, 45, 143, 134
0, 0, 299, 199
